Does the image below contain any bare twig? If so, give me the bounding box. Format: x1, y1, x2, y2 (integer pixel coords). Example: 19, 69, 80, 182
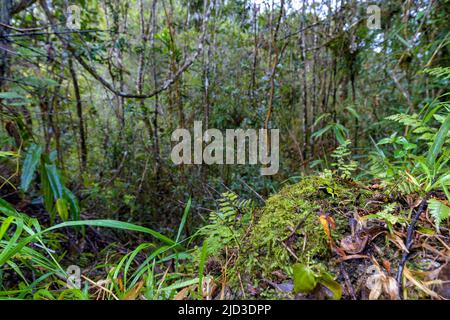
0, 29, 111, 38
396, 192, 432, 297
237, 177, 265, 204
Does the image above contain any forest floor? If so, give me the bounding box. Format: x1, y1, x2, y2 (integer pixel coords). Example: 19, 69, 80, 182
4, 175, 448, 300
196, 175, 450, 300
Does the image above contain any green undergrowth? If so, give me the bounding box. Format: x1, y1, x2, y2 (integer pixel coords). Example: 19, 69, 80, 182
239, 174, 359, 274
196, 172, 379, 298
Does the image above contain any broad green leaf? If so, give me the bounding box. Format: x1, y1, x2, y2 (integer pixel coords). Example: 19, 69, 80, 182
130, 245, 173, 285
46, 220, 176, 246
394, 149, 406, 158
318, 272, 342, 300
17, 47, 42, 58
56, 198, 69, 221
311, 125, 332, 140
0, 91, 31, 106
427, 114, 450, 167
0, 218, 24, 264
40, 164, 54, 215
377, 137, 392, 145
20, 144, 42, 192
442, 183, 450, 202
21, 76, 58, 89
0, 216, 15, 240
58, 289, 87, 300
63, 187, 80, 221
0, 198, 18, 216
293, 263, 317, 294
122, 243, 155, 287
160, 278, 199, 292
313, 113, 331, 126
418, 227, 435, 235
6, 260, 28, 284
44, 163, 64, 199
345, 106, 360, 119
33, 289, 56, 300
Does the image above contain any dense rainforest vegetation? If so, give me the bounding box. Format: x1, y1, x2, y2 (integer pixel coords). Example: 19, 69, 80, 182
0, 0, 449, 300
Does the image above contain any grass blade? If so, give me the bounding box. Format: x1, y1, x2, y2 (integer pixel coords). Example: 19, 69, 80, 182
176, 197, 191, 243
427, 114, 450, 167
20, 144, 42, 192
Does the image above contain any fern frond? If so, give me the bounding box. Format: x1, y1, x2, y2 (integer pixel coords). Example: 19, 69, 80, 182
427, 198, 450, 229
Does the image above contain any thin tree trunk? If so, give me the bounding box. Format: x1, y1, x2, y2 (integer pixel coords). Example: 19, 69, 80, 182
250, 2, 259, 111
151, 0, 161, 187
264, 0, 284, 154
68, 58, 87, 172
137, 0, 153, 137
0, 0, 12, 125
300, 0, 308, 163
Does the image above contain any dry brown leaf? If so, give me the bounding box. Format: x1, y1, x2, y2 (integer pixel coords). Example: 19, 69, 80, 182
124, 281, 145, 300
340, 234, 368, 254
366, 264, 399, 300
173, 286, 193, 300
367, 274, 383, 300
202, 276, 217, 300
404, 267, 442, 299
382, 260, 391, 273
382, 276, 399, 300
319, 214, 333, 249
387, 233, 409, 253
117, 277, 124, 292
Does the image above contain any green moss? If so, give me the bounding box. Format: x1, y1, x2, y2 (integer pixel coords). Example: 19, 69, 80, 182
236, 175, 365, 281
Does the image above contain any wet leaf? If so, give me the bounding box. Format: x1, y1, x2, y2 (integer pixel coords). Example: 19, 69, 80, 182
20, 144, 42, 192
318, 272, 342, 300
293, 263, 317, 294
340, 234, 368, 254
318, 214, 333, 248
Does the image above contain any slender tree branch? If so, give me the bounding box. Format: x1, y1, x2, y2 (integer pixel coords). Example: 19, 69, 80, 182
11, 0, 37, 15
39, 0, 213, 100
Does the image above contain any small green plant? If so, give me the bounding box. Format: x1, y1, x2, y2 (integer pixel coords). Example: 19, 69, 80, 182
194, 192, 253, 256
369, 69, 449, 199
311, 116, 350, 145
20, 143, 80, 223
364, 203, 406, 234
427, 198, 450, 230
292, 263, 342, 300
330, 140, 358, 179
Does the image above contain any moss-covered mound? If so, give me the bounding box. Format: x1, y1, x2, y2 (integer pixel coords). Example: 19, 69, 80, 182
199, 174, 448, 300
236, 175, 368, 283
